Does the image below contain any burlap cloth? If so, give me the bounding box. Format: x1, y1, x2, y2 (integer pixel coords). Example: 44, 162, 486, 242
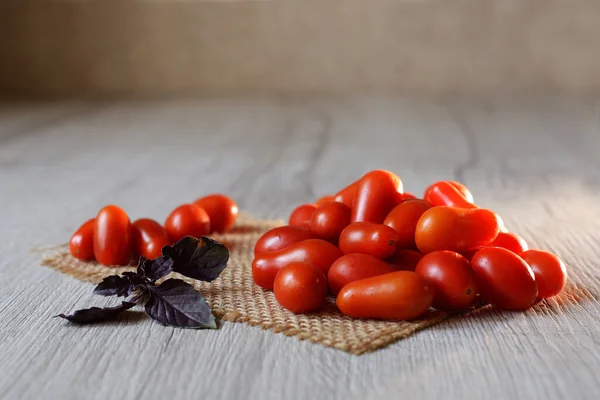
41, 214, 459, 355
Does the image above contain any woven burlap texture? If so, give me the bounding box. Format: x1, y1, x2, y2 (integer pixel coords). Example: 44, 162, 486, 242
41, 214, 452, 355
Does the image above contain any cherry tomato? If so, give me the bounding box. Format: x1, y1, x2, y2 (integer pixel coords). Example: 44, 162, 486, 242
471, 247, 537, 310
415, 206, 501, 254
521, 250, 567, 299
351, 170, 403, 224
490, 232, 528, 255
274, 262, 328, 313
415, 251, 478, 310
93, 205, 132, 266
383, 199, 431, 249
401, 192, 417, 201
131, 218, 170, 260
193, 194, 238, 233
315, 195, 335, 207
328, 253, 397, 295
252, 239, 342, 290
423, 181, 476, 208
387, 249, 423, 271
310, 202, 351, 243
289, 204, 317, 228
447, 181, 474, 203
337, 271, 435, 320
339, 222, 399, 259
334, 181, 359, 208
254, 225, 315, 256
70, 218, 95, 261
165, 204, 211, 243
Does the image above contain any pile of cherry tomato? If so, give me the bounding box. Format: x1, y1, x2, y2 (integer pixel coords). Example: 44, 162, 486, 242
252, 170, 567, 319
69, 194, 238, 266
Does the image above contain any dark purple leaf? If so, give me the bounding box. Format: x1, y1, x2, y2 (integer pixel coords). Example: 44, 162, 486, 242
144, 279, 216, 329
57, 302, 136, 324
137, 255, 174, 281
93, 275, 140, 297
162, 236, 229, 282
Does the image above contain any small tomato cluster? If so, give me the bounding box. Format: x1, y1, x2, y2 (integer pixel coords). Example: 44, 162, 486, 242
252, 170, 567, 320
69, 194, 238, 266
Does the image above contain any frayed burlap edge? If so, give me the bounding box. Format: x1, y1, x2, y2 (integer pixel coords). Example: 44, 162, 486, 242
40, 214, 455, 355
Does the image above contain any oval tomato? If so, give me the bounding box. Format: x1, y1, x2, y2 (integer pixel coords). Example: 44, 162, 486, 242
194, 194, 238, 233
70, 218, 95, 261
447, 181, 474, 203
165, 204, 211, 243
415, 251, 478, 310
351, 170, 403, 224
339, 222, 399, 259
334, 181, 359, 208
132, 218, 170, 260
471, 247, 537, 310
274, 262, 328, 313
252, 239, 342, 290
383, 199, 431, 249
289, 204, 317, 228
310, 202, 351, 243
490, 232, 528, 255
415, 206, 501, 254
423, 181, 476, 208
93, 205, 132, 266
400, 192, 417, 201
387, 249, 423, 271
336, 271, 435, 320
328, 253, 396, 295
521, 250, 567, 299
254, 225, 315, 256
315, 195, 335, 207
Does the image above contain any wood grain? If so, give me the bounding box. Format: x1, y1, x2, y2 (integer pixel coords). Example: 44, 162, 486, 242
0, 98, 599, 399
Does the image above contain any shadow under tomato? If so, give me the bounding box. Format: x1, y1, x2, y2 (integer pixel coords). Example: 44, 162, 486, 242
430, 281, 597, 330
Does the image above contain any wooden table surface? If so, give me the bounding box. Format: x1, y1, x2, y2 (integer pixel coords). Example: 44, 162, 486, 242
1, 98, 599, 400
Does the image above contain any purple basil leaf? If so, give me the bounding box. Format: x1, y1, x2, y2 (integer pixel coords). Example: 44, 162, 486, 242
93, 275, 139, 297
57, 302, 136, 324
144, 279, 216, 329
162, 236, 229, 282
137, 255, 174, 281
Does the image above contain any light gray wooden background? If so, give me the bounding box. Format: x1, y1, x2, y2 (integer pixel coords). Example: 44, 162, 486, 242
1, 98, 599, 400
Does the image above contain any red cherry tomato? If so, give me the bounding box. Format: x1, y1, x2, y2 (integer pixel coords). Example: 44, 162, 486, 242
70, 218, 95, 261
309, 202, 351, 243
336, 271, 435, 320
383, 199, 431, 249
339, 222, 399, 259
447, 181, 474, 203
274, 262, 328, 313
351, 170, 403, 224
490, 232, 528, 255
289, 204, 317, 228
521, 250, 567, 299
423, 181, 476, 208
254, 226, 315, 256
334, 181, 359, 208
387, 249, 423, 271
471, 247, 537, 310
415, 206, 501, 254
401, 192, 417, 201
415, 251, 478, 310
93, 205, 132, 266
315, 195, 335, 207
194, 194, 238, 233
131, 218, 170, 260
252, 239, 342, 290
327, 253, 397, 295
164, 204, 211, 243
